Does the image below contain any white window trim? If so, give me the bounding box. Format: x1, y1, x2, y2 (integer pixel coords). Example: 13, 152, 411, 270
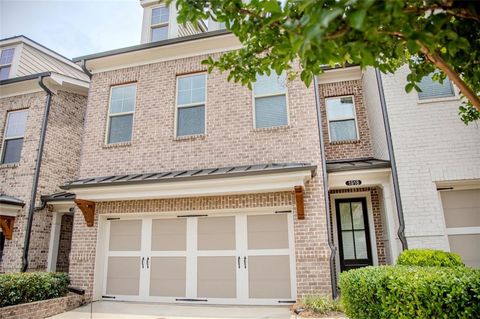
0, 46, 16, 80
105, 83, 137, 145
325, 95, 360, 143
149, 4, 170, 42
174, 73, 207, 138
417, 81, 460, 104
1, 109, 28, 164
252, 77, 290, 129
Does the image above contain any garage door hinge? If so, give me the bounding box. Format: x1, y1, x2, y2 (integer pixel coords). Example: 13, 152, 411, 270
177, 214, 208, 218
107, 218, 120, 220
175, 298, 208, 302
275, 210, 292, 214
102, 295, 116, 299
278, 300, 296, 304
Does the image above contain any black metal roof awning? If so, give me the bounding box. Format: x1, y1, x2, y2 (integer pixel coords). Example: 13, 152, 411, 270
41, 192, 76, 202
326, 158, 390, 173
0, 194, 25, 207
61, 163, 317, 190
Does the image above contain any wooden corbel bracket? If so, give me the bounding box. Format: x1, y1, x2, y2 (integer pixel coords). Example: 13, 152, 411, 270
74, 199, 96, 227
294, 185, 305, 220
0, 216, 15, 240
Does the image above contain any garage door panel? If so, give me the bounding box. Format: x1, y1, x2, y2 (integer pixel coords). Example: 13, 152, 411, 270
151, 219, 186, 251
247, 214, 289, 249
198, 216, 235, 250
109, 220, 142, 251
197, 256, 236, 298
106, 256, 140, 295
448, 234, 480, 268
248, 255, 291, 299
441, 189, 480, 228
150, 257, 186, 297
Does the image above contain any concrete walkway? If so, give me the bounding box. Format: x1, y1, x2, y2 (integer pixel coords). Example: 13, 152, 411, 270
49, 301, 293, 319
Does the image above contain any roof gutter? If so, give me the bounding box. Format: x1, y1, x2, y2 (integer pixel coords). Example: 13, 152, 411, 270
375, 69, 408, 251
313, 76, 338, 299
21, 74, 53, 272
80, 60, 92, 79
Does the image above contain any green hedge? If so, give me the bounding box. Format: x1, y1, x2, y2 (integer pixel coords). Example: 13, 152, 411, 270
339, 266, 480, 319
0, 272, 70, 308
397, 249, 464, 267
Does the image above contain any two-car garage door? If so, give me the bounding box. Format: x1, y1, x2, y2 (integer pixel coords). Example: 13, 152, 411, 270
103, 213, 296, 305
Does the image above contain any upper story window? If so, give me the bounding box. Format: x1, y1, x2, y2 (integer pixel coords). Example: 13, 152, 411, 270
253, 73, 288, 129
0, 48, 15, 81
418, 73, 455, 100
176, 73, 206, 137
1, 110, 28, 164
107, 84, 136, 144
326, 96, 358, 142
151, 6, 169, 42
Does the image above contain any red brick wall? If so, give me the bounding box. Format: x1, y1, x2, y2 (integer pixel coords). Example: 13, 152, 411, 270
56, 214, 73, 272
0, 294, 84, 319
319, 80, 373, 161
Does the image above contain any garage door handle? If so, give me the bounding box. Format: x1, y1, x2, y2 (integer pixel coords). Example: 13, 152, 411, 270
237, 257, 240, 269
146, 257, 149, 269
244, 257, 247, 269
141, 257, 144, 269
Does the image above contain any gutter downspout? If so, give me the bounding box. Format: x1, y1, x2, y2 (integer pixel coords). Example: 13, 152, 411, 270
374, 69, 408, 251
21, 74, 53, 272
313, 76, 338, 298
80, 60, 92, 79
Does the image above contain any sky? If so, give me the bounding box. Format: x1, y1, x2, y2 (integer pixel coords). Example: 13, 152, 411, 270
0, 0, 143, 59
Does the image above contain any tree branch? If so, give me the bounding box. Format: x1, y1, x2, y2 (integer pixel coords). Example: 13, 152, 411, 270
418, 41, 480, 111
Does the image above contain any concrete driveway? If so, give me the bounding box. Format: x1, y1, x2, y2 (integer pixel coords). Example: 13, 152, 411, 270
48, 301, 293, 319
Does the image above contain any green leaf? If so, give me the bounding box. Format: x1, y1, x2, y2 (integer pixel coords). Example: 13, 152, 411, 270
348, 9, 367, 30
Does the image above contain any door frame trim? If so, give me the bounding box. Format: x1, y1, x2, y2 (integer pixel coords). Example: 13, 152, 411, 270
93, 205, 296, 305
330, 192, 378, 275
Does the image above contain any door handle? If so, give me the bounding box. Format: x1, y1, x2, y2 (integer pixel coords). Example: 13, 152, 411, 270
238, 256, 240, 269
141, 257, 144, 269
244, 256, 247, 269
146, 257, 150, 269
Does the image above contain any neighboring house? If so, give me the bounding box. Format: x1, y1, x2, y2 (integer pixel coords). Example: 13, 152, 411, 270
0, 35, 89, 273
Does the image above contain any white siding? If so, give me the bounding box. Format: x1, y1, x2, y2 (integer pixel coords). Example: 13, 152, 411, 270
380, 65, 480, 250
362, 67, 389, 160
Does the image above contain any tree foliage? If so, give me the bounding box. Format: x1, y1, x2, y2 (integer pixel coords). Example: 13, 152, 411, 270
173, 0, 480, 123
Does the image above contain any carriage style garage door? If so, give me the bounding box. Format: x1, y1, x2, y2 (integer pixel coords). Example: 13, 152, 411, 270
103, 212, 296, 305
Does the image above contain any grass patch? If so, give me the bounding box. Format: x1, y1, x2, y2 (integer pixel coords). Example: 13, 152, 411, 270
293, 295, 345, 317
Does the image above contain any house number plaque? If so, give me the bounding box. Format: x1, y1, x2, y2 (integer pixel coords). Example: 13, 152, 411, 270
345, 180, 362, 186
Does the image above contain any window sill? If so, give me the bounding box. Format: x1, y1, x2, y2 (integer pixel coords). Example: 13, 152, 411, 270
417, 95, 459, 104
0, 163, 19, 169
329, 139, 360, 145
102, 142, 132, 149
253, 125, 291, 133
174, 134, 206, 141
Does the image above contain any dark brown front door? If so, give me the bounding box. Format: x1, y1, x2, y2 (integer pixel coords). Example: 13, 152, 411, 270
335, 198, 373, 271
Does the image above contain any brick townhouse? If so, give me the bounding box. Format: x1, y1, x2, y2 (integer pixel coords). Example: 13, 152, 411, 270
0, 36, 89, 273
1, 0, 478, 308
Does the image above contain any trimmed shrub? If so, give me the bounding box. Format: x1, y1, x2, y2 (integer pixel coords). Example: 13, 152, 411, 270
339, 266, 480, 319
397, 249, 464, 267
0, 272, 70, 307
301, 295, 344, 315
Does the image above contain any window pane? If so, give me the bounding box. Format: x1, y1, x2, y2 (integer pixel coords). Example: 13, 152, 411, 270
0, 66, 10, 80
177, 105, 205, 136
418, 74, 454, 99
326, 96, 355, 119
254, 73, 286, 96
151, 26, 168, 42
255, 95, 288, 128
339, 203, 352, 230
177, 74, 206, 105
329, 120, 357, 141
2, 138, 23, 164
341, 231, 355, 259
108, 114, 133, 144
0, 48, 14, 64
110, 85, 136, 114
351, 202, 365, 229
151, 6, 169, 25
6, 111, 28, 138
354, 230, 368, 259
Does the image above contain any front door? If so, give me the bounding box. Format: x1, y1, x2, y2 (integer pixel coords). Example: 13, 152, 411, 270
103, 212, 296, 305
335, 198, 373, 271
